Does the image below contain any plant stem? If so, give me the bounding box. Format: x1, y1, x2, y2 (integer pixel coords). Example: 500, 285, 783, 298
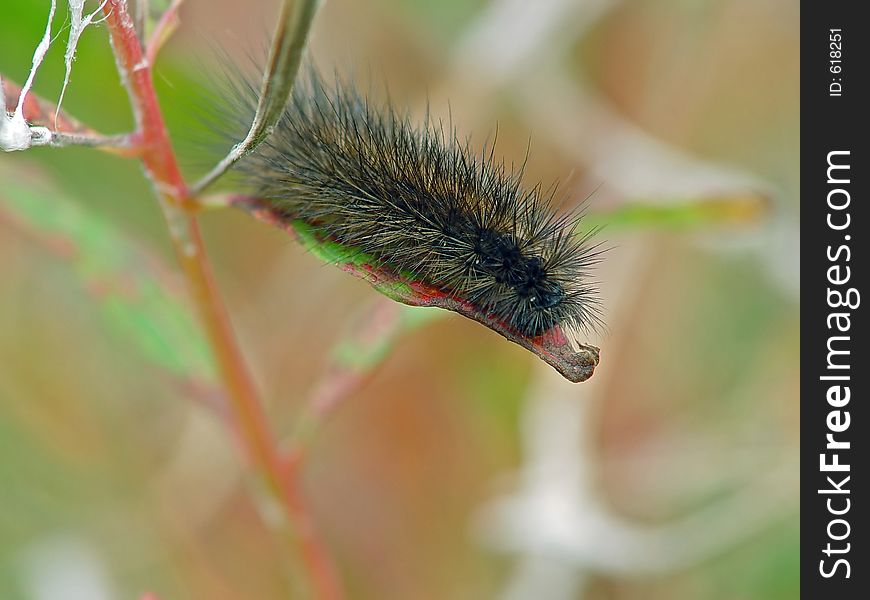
191, 0, 320, 195
101, 2, 343, 598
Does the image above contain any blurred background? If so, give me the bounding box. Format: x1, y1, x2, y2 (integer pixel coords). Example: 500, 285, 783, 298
1, 0, 798, 599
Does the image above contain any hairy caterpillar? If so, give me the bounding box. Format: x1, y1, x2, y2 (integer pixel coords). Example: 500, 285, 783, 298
216, 69, 604, 380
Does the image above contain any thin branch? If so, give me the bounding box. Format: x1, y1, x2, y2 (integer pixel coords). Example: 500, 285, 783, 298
57, 0, 111, 127
191, 0, 321, 195
145, 0, 186, 65
49, 130, 135, 148
134, 0, 148, 40
286, 300, 425, 455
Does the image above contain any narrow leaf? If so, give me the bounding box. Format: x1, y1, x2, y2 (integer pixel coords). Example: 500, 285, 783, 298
191, 0, 321, 194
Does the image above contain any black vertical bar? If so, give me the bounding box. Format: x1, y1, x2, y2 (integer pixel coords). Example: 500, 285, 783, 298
803, 1, 867, 597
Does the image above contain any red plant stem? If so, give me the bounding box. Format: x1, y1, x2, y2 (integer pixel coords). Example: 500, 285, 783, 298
100, 2, 343, 598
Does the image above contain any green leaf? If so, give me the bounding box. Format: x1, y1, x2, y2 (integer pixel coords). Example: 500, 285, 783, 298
0, 162, 216, 384
580, 193, 768, 233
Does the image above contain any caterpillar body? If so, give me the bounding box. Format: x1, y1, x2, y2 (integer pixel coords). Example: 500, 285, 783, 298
219, 70, 603, 375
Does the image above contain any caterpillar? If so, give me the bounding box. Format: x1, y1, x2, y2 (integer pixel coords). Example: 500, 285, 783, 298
216, 69, 604, 379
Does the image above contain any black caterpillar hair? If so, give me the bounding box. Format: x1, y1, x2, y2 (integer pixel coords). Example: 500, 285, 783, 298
221, 69, 604, 339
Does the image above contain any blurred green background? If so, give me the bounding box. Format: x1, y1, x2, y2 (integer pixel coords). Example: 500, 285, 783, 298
1, 0, 798, 599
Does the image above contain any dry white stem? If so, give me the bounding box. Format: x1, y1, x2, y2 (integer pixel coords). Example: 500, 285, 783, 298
14, 0, 57, 120
1, 1, 57, 152
2, 1, 127, 153
56, 0, 111, 128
